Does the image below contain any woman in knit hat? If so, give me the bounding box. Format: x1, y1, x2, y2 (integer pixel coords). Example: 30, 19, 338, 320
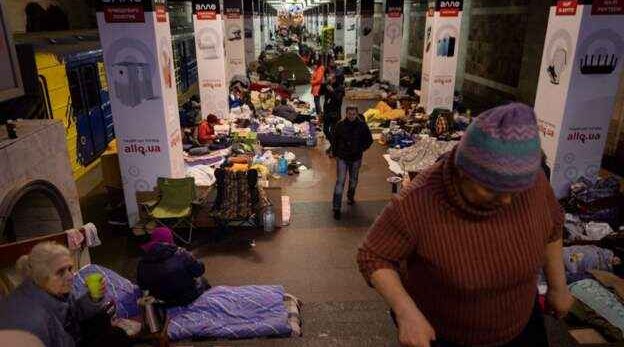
358, 103, 574, 347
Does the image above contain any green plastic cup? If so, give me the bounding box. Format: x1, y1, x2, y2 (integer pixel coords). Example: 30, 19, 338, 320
85, 273, 103, 300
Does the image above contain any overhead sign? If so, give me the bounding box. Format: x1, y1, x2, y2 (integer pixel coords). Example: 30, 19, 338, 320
193, 0, 219, 20
591, 0, 624, 15
556, 0, 578, 16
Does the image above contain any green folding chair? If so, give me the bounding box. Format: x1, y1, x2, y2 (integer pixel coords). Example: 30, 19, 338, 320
143, 177, 200, 244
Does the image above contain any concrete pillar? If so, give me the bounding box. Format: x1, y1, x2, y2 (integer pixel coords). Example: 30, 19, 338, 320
96, 0, 185, 225
224, 0, 246, 80
381, 0, 404, 85
534, 1, 624, 197
358, 0, 375, 71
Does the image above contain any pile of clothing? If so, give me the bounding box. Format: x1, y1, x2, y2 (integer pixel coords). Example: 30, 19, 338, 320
364, 101, 406, 123
557, 176, 624, 343
387, 135, 458, 174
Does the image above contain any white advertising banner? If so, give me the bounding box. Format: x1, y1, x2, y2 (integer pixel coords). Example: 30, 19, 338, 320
253, 10, 262, 57
420, 0, 463, 114
224, 0, 245, 80
193, 0, 229, 119
335, 0, 345, 51
357, 0, 375, 72
534, 0, 624, 198
244, 0, 255, 65
344, 1, 357, 57
96, 0, 185, 225
381, 0, 404, 86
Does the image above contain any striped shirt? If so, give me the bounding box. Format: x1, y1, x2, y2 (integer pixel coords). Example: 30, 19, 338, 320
357, 152, 563, 346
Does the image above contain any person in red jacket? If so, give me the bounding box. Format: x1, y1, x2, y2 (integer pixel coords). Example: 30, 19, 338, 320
310, 60, 325, 117
358, 103, 574, 347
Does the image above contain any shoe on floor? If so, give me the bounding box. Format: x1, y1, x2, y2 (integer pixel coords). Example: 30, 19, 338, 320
333, 210, 341, 220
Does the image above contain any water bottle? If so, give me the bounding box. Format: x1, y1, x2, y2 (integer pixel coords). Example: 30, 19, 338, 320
278, 157, 288, 175
263, 205, 276, 232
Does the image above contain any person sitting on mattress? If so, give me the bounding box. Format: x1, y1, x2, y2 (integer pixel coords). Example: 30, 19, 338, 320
0, 242, 130, 347
137, 227, 210, 307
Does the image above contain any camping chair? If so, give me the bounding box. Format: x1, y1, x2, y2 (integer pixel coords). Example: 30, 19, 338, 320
141, 177, 201, 244
210, 169, 269, 243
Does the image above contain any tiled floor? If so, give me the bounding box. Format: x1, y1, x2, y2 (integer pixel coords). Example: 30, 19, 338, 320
83, 139, 575, 346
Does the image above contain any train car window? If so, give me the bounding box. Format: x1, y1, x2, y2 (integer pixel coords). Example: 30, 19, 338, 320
80, 64, 102, 109
68, 68, 86, 114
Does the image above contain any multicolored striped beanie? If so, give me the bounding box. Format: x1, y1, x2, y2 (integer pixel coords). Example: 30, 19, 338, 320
455, 103, 541, 192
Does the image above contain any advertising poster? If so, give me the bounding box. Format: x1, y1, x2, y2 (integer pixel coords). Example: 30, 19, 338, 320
534, 1, 624, 197
382, 0, 404, 85
357, 0, 375, 72
96, 0, 184, 225
344, 1, 357, 57
334, 0, 345, 51
420, 0, 463, 114
243, 0, 255, 64
224, 0, 246, 80
193, 0, 229, 119
253, 0, 262, 57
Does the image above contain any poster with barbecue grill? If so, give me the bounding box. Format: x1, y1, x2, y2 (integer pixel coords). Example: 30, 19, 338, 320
535, 1, 624, 197
96, 0, 184, 226
381, 0, 404, 86
224, 0, 246, 80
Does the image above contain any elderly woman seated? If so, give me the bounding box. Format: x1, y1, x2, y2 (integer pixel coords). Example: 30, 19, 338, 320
0, 242, 130, 347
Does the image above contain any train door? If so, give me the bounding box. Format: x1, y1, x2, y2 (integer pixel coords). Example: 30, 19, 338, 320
67, 59, 112, 166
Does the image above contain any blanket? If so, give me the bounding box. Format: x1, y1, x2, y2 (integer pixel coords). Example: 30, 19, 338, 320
73, 266, 294, 341
73, 264, 142, 319
167, 285, 292, 341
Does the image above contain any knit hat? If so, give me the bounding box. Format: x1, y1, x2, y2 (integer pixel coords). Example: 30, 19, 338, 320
141, 227, 174, 252
455, 103, 541, 192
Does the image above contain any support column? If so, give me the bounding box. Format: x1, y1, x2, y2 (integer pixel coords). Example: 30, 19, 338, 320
253, 0, 262, 56
345, 1, 358, 58
193, 0, 228, 118
243, 0, 255, 65
335, 0, 345, 54
535, 0, 624, 197
96, 0, 185, 225
400, 0, 411, 69
224, 0, 245, 80
358, 0, 375, 72
381, 0, 404, 85
420, 0, 464, 114
328, 2, 336, 29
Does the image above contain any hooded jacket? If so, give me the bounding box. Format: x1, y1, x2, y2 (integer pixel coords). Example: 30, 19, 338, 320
0, 280, 103, 347
333, 116, 373, 162
137, 243, 206, 307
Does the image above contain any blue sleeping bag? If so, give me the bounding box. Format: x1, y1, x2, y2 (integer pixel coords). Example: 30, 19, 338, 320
73, 265, 292, 341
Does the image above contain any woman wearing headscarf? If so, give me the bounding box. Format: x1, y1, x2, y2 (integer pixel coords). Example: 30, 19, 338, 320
137, 227, 209, 307
0, 242, 129, 347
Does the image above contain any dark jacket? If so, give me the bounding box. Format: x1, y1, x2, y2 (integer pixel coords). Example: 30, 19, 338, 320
333, 117, 373, 162
0, 280, 103, 347
323, 69, 345, 119
273, 104, 299, 122
137, 243, 206, 307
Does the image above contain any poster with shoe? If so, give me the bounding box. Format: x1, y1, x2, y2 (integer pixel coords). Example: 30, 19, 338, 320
224, 0, 246, 80
193, 0, 229, 119
420, 0, 463, 114
97, 0, 185, 226
535, 1, 624, 197
381, 0, 404, 86
357, 0, 375, 72
344, 1, 357, 57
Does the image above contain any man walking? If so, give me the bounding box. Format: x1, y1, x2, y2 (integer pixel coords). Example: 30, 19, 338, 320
323, 69, 346, 154
332, 106, 373, 220
357, 103, 573, 347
